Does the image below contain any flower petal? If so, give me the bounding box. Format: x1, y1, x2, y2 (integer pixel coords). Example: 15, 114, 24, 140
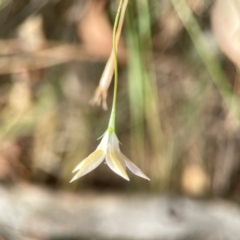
109, 132, 120, 150
97, 131, 109, 152
72, 159, 86, 173
70, 149, 105, 182
121, 153, 150, 181
106, 145, 129, 181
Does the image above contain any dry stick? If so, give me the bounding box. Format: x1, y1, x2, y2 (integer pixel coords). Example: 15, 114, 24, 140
90, 0, 129, 110
0, 42, 99, 75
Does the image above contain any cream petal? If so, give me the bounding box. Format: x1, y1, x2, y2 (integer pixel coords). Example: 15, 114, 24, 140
109, 132, 120, 150
97, 131, 109, 152
106, 145, 129, 181
72, 159, 86, 173
121, 153, 150, 181
70, 149, 105, 182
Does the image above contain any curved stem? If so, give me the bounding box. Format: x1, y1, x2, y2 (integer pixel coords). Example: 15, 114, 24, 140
108, 0, 125, 131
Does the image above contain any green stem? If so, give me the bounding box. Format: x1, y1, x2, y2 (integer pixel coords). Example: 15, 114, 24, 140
108, 0, 124, 131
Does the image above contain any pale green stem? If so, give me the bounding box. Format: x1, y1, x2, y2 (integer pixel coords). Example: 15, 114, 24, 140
108, 0, 125, 131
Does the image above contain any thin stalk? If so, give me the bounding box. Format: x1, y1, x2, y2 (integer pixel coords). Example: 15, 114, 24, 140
108, 0, 125, 131
126, 0, 146, 180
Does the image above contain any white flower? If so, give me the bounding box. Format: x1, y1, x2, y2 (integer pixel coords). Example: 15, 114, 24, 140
70, 131, 150, 182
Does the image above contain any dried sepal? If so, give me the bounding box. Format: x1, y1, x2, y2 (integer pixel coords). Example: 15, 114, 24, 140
90, 0, 129, 110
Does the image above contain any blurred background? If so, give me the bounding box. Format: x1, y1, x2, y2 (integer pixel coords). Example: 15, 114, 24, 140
1, 0, 240, 239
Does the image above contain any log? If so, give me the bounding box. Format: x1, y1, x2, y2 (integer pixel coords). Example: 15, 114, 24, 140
0, 184, 240, 240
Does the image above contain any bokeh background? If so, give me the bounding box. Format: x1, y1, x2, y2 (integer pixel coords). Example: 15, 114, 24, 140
1, 0, 240, 239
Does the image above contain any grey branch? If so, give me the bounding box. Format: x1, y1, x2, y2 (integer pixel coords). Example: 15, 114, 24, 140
0, 184, 240, 240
